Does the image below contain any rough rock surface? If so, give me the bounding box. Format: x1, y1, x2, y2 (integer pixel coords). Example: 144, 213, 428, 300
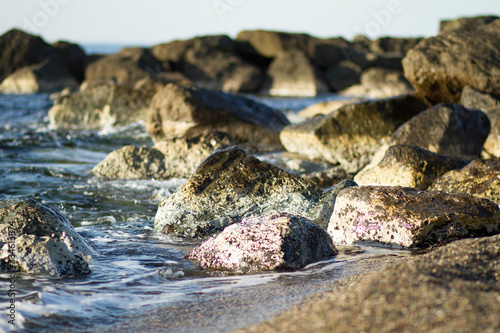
240, 234, 500, 333
92, 131, 234, 179
262, 49, 328, 97
146, 83, 290, 152
186, 212, 337, 273
460, 85, 500, 112
429, 159, 500, 204
369, 37, 423, 55
154, 146, 357, 238
49, 80, 160, 130
385, 103, 490, 159
280, 94, 430, 172
403, 19, 500, 103
328, 186, 500, 248
84, 47, 167, 86
0, 199, 96, 277
439, 15, 499, 33
354, 145, 470, 190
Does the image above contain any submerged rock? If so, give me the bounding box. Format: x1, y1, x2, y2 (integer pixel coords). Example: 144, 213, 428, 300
92, 131, 234, 179
429, 159, 500, 204
0, 199, 96, 277
154, 146, 357, 238
186, 212, 337, 273
328, 186, 499, 248
280, 94, 429, 172
145, 83, 290, 152
354, 145, 470, 190
403, 19, 500, 103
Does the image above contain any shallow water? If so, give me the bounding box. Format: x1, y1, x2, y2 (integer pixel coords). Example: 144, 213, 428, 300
0, 93, 407, 332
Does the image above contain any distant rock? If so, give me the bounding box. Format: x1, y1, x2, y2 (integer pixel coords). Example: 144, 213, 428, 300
369, 37, 424, 55
429, 159, 500, 204
49, 79, 160, 130
84, 47, 167, 86
354, 145, 470, 190
0, 199, 96, 277
328, 186, 500, 248
145, 83, 290, 152
92, 131, 234, 179
154, 146, 357, 238
297, 97, 366, 119
439, 15, 499, 33
483, 107, 500, 157
301, 166, 354, 190
325, 61, 361, 92
186, 212, 337, 273
52, 41, 87, 82
403, 19, 500, 103
280, 94, 429, 172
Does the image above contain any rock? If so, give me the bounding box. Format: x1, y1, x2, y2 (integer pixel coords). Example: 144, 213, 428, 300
84, 47, 167, 86
0, 58, 79, 94
340, 67, 414, 99
369, 37, 424, 55
246, 234, 500, 332
328, 186, 500, 248
280, 94, 430, 172
302, 166, 354, 190
92, 131, 234, 179
439, 15, 499, 33
0, 199, 96, 277
325, 61, 361, 92
483, 107, 500, 157
262, 49, 328, 96
154, 146, 357, 238
460, 85, 500, 112
403, 19, 500, 103
429, 159, 500, 204
52, 41, 87, 82
354, 145, 470, 190
385, 103, 490, 159
186, 212, 337, 273
297, 97, 366, 119
145, 83, 290, 152
49, 80, 160, 130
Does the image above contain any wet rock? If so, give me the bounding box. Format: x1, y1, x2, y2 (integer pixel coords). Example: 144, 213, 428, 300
145, 83, 289, 152
340, 67, 414, 99
0, 199, 96, 277
328, 186, 499, 248
297, 97, 366, 119
92, 131, 234, 179
154, 146, 357, 238
460, 85, 500, 112
49, 80, 160, 130
324, 61, 361, 92
403, 19, 500, 103
84, 47, 167, 86
186, 212, 337, 273
262, 49, 328, 97
429, 159, 500, 204
439, 15, 499, 33
280, 94, 430, 172
354, 145, 470, 190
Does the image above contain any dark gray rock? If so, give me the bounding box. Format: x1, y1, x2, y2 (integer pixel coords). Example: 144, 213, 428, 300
154, 146, 357, 238
429, 159, 500, 204
145, 83, 290, 152
328, 186, 499, 248
280, 94, 430, 172
354, 145, 470, 190
403, 19, 500, 103
186, 212, 337, 273
325, 61, 361, 92
0, 199, 96, 277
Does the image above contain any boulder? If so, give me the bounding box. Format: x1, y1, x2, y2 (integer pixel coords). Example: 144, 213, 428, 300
369, 37, 424, 55
53, 41, 87, 82
0, 199, 96, 277
280, 94, 430, 172
49, 79, 160, 130
324, 61, 361, 92
145, 83, 290, 152
186, 212, 337, 273
154, 146, 357, 238
92, 131, 233, 179
328, 186, 500, 248
340, 67, 414, 99
262, 49, 328, 96
0, 58, 79, 94
429, 159, 500, 204
403, 19, 500, 103
439, 15, 499, 33
297, 97, 366, 119
84, 47, 167, 86
483, 107, 500, 157
354, 145, 470, 190
460, 85, 500, 112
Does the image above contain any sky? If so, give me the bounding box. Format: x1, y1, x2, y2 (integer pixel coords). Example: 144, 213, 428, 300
1, 0, 500, 48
